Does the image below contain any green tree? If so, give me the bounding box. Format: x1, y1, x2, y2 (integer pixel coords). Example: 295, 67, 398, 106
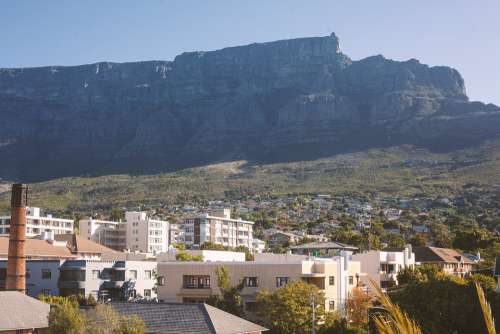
256, 281, 325, 334
85, 304, 145, 334
382, 233, 406, 248
39, 295, 85, 334
391, 272, 500, 334
207, 266, 245, 316
409, 234, 427, 247
175, 251, 203, 261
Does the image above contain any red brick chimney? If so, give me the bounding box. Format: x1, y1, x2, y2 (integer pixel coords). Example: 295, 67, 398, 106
5, 184, 28, 293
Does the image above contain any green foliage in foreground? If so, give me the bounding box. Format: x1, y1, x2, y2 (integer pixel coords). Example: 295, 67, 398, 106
393, 269, 500, 334
207, 266, 245, 317
39, 296, 146, 334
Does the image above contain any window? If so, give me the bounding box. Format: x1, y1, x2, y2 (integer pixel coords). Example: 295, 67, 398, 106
245, 277, 258, 287
42, 289, 51, 296
92, 270, 100, 279
184, 275, 211, 288
157, 276, 165, 286
329, 300, 335, 310
25, 269, 31, 280
129, 270, 137, 279
349, 276, 354, 285
276, 277, 289, 287
329, 276, 335, 286
41, 269, 51, 280
145, 270, 152, 279
144, 289, 151, 298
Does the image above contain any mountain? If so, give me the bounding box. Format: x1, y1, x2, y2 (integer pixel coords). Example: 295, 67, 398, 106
1, 33, 499, 182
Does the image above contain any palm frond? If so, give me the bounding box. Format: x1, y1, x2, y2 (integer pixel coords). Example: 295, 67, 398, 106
369, 279, 423, 334
475, 282, 496, 334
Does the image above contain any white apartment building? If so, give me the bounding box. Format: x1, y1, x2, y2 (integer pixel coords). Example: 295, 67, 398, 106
183, 209, 254, 250
79, 212, 169, 255
351, 245, 415, 289
79, 218, 127, 251
0, 207, 73, 237
125, 211, 169, 255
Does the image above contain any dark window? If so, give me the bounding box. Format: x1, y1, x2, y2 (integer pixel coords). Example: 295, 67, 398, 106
42, 269, 51, 280
349, 276, 354, 285
157, 276, 165, 286
329, 276, 335, 286
144, 289, 151, 298
183, 275, 211, 288
329, 300, 335, 310
245, 277, 258, 287
276, 277, 289, 287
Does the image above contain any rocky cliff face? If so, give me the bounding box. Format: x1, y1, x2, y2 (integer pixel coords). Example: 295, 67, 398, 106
1, 33, 499, 181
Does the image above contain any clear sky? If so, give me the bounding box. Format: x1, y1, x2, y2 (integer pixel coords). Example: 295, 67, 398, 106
1, 0, 498, 104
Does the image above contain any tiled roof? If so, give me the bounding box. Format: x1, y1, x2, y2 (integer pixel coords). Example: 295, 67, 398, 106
290, 241, 358, 250
414, 247, 474, 264
111, 302, 267, 334
0, 236, 74, 259
0, 291, 50, 331
54, 234, 116, 254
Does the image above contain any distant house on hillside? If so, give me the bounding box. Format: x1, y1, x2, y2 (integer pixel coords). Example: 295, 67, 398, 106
290, 241, 358, 257
413, 247, 475, 277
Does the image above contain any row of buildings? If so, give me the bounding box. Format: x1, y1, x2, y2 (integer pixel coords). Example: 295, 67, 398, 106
0, 229, 480, 314
0, 207, 259, 255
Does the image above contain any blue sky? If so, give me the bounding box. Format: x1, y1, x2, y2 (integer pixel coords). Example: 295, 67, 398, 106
1, 0, 498, 104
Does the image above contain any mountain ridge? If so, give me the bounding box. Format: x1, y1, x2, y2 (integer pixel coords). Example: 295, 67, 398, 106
1, 33, 499, 181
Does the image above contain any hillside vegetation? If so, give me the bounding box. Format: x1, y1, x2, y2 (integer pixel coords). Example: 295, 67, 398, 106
1, 140, 500, 213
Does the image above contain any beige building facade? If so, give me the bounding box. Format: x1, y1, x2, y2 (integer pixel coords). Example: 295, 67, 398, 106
157, 254, 361, 313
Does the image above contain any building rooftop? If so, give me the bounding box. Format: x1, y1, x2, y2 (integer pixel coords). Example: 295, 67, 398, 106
0, 234, 117, 259
290, 241, 358, 251
111, 302, 268, 334
0, 291, 50, 331
0, 236, 74, 259
55, 234, 117, 255
413, 247, 475, 264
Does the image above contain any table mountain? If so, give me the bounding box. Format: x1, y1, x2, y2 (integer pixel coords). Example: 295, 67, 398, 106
1, 33, 499, 181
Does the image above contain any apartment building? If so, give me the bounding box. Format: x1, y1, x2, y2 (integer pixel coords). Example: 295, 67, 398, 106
157, 253, 361, 313
79, 211, 169, 255
0, 207, 73, 237
125, 211, 169, 254
58, 260, 158, 300
183, 209, 254, 250
0, 259, 63, 298
79, 218, 127, 251
351, 245, 415, 289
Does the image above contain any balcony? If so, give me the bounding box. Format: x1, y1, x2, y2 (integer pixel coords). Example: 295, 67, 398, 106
180, 287, 213, 296
101, 280, 125, 289
58, 281, 86, 289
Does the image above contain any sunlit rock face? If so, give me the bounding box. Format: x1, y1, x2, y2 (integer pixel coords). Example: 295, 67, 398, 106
0, 33, 499, 181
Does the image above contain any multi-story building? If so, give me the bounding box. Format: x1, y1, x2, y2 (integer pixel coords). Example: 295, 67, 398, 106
183, 209, 254, 250
351, 245, 415, 289
58, 260, 158, 300
125, 211, 169, 254
156, 253, 362, 313
79, 218, 127, 251
0, 259, 63, 297
168, 223, 183, 245
79, 211, 169, 255
0, 207, 74, 237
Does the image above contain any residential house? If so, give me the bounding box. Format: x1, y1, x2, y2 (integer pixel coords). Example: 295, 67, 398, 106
413, 247, 475, 277
290, 242, 358, 257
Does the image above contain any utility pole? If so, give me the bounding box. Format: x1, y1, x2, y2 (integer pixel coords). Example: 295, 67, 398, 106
310, 293, 316, 334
